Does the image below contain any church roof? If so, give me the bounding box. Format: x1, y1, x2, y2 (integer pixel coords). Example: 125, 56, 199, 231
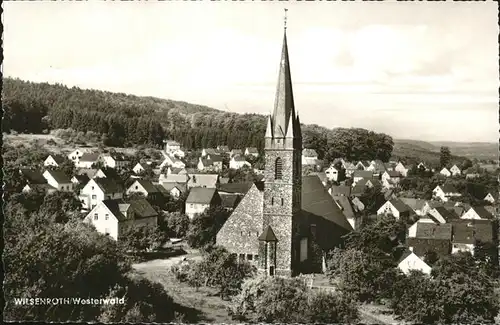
258, 225, 278, 242
302, 175, 353, 231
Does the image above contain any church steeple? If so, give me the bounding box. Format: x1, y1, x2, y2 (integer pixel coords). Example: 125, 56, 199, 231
271, 11, 296, 140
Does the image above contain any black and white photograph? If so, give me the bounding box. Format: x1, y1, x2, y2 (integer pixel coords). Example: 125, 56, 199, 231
3, 1, 499, 323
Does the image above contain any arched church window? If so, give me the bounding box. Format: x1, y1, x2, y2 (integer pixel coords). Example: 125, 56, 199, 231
275, 157, 283, 180
271, 197, 274, 205
281, 198, 284, 206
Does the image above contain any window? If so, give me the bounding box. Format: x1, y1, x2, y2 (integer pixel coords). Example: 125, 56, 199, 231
276, 139, 281, 144
105, 214, 109, 220
135, 186, 138, 190
311, 224, 317, 236
271, 197, 274, 205
91, 205, 96, 209
94, 214, 98, 220
254, 255, 259, 261
91, 186, 94, 190
247, 254, 253, 261
281, 198, 284, 206
248, 232, 251, 237
239, 254, 245, 261
104, 228, 110, 235
274, 157, 283, 180
91, 195, 97, 199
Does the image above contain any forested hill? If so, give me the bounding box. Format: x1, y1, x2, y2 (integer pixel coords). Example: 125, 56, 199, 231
3, 77, 393, 162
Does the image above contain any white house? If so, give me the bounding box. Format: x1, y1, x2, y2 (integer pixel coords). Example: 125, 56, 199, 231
198, 156, 223, 172
185, 188, 221, 219
302, 149, 318, 166
132, 163, 147, 175
76, 153, 102, 169
451, 219, 494, 256
397, 250, 432, 275
126, 179, 162, 200
450, 164, 461, 176
461, 206, 494, 220
164, 140, 185, 158
244, 147, 259, 157
377, 198, 413, 220
483, 192, 498, 203
417, 162, 429, 171
159, 182, 187, 199
439, 167, 452, 177
188, 174, 219, 189
101, 154, 130, 170
44, 154, 66, 167
428, 206, 459, 223
230, 156, 251, 170
381, 171, 403, 187
432, 184, 461, 202
42, 170, 73, 192
407, 218, 437, 238
79, 178, 124, 211
84, 198, 158, 241
325, 165, 340, 182
201, 148, 219, 157
394, 162, 408, 177
159, 154, 186, 170
67, 148, 89, 163
19, 169, 56, 194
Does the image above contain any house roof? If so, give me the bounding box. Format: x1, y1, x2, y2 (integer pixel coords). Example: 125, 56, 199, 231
169, 167, 186, 174
163, 174, 189, 184
451, 219, 494, 244
415, 223, 453, 240
330, 185, 351, 196
468, 206, 494, 219
159, 182, 187, 194
302, 148, 318, 157
108, 154, 128, 161
188, 174, 219, 188
301, 175, 353, 231
204, 148, 219, 155
79, 153, 101, 162
353, 170, 374, 178
20, 169, 47, 184
200, 158, 214, 167
258, 225, 278, 242
218, 145, 230, 152
207, 154, 223, 162
165, 140, 180, 146
45, 170, 71, 184
73, 174, 90, 184
245, 147, 258, 154
232, 156, 248, 162
332, 196, 355, 219
386, 170, 402, 177
186, 187, 218, 204
217, 182, 254, 194
231, 149, 243, 154
47, 154, 65, 163
94, 177, 124, 194
400, 198, 427, 211
77, 168, 98, 178
133, 179, 160, 193
432, 206, 459, 222
397, 249, 415, 264
389, 198, 413, 213
102, 198, 158, 222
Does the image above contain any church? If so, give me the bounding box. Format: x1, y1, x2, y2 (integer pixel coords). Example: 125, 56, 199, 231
216, 19, 353, 277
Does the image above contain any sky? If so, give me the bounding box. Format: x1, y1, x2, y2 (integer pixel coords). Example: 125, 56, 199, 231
4, 1, 499, 142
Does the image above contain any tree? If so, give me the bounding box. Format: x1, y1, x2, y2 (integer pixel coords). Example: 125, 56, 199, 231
119, 224, 167, 252
186, 206, 230, 248
358, 186, 387, 216
161, 211, 190, 238
439, 146, 451, 168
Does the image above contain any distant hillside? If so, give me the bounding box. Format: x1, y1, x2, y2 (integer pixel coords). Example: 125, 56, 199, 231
394, 139, 497, 162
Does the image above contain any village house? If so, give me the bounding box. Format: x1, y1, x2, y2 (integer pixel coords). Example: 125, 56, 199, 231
484, 192, 498, 204
187, 173, 219, 189
377, 198, 414, 220
439, 167, 452, 177
366, 160, 387, 175
400, 198, 427, 216
20, 169, 56, 194
76, 168, 99, 179
42, 170, 73, 192
79, 177, 124, 211
76, 153, 102, 169
461, 206, 494, 220
450, 164, 462, 176
164, 140, 185, 158
101, 154, 130, 170
159, 153, 186, 169
352, 170, 374, 185
44, 154, 66, 168
132, 162, 153, 175
185, 187, 222, 219
84, 198, 158, 240
325, 165, 340, 182
229, 156, 252, 170
355, 161, 369, 170
126, 179, 163, 200
229, 149, 243, 158
67, 148, 90, 164
197, 156, 223, 172
451, 219, 494, 255
328, 184, 352, 197
381, 170, 403, 186
432, 184, 462, 202
417, 162, 429, 171
332, 195, 360, 230
427, 206, 460, 223
159, 182, 187, 199
407, 221, 453, 258
397, 250, 432, 275
301, 148, 318, 166
383, 161, 397, 171
217, 145, 230, 154
159, 173, 189, 185
344, 162, 358, 177
245, 147, 259, 157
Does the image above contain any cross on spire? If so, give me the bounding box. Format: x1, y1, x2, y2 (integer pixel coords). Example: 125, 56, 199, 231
284, 8, 288, 30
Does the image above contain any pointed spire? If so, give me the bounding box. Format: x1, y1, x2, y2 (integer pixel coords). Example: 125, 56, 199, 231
265, 114, 273, 138
271, 11, 295, 139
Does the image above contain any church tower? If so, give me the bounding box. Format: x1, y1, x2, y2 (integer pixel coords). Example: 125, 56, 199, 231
258, 10, 302, 277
